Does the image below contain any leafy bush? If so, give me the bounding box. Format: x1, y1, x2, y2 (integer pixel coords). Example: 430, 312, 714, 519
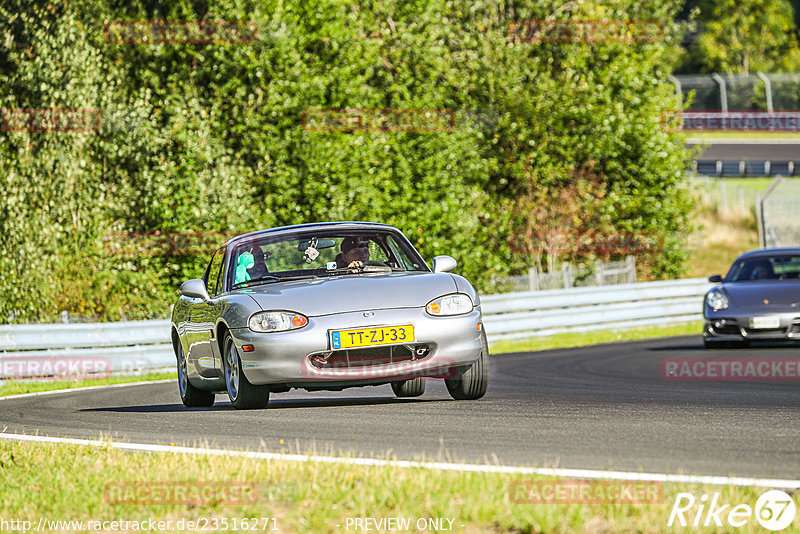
0, 0, 691, 323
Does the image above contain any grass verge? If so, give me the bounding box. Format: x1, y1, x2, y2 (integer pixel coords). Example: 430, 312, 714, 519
0, 438, 792, 533
489, 322, 703, 355
0, 371, 175, 398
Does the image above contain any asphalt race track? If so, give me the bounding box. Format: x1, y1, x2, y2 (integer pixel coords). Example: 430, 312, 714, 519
686, 138, 800, 161
2, 336, 799, 479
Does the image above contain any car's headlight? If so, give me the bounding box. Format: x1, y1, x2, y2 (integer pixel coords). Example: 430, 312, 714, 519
248, 311, 308, 332
706, 290, 729, 311
426, 294, 473, 316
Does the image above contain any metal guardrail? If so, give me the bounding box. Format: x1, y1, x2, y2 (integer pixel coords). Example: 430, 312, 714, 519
0, 320, 174, 379
694, 160, 797, 177
0, 279, 713, 379
482, 278, 713, 341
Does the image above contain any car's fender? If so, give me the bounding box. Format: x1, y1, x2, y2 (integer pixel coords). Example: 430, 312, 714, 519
450, 274, 480, 307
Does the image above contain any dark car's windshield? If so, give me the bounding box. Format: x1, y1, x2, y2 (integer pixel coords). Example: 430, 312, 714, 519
726, 254, 800, 282
228, 230, 427, 289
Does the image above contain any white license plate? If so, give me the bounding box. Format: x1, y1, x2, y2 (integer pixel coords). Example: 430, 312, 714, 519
749, 316, 781, 329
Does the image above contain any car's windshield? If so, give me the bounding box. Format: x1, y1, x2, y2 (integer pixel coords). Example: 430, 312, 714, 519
228, 230, 426, 288
726, 255, 800, 282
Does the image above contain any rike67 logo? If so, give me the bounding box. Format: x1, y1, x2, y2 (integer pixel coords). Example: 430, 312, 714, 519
669, 490, 796, 531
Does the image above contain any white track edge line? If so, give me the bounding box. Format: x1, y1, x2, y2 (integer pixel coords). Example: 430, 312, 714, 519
0, 379, 174, 401
1, 432, 798, 489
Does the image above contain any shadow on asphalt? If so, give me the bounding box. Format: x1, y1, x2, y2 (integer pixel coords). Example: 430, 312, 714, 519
80, 396, 443, 412
646, 342, 800, 352
645, 344, 704, 351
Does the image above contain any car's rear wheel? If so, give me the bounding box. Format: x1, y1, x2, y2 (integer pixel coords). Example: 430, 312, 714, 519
224, 333, 269, 409
391, 378, 426, 397
445, 330, 489, 400
176, 341, 215, 408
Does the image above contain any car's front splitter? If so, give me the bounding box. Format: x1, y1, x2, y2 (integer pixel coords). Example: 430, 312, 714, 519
704, 313, 800, 341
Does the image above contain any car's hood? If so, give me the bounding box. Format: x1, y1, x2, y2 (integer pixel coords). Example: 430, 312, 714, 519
237, 272, 458, 316
721, 281, 800, 310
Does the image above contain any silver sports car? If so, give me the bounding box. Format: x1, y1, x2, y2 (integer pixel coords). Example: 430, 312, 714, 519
704, 247, 800, 348
171, 222, 488, 408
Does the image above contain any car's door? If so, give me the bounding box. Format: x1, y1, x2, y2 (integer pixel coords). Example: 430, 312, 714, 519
186, 247, 225, 377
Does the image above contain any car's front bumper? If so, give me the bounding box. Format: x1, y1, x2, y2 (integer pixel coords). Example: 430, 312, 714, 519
230, 307, 483, 386
704, 312, 800, 341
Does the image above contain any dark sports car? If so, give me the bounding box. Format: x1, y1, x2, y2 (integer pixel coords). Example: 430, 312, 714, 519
703, 247, 800, 348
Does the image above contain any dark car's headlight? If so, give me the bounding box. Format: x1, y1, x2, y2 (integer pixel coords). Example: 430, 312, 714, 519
426, 294, 473, 316
706, 290, 729, 311
248, 311, 308, 332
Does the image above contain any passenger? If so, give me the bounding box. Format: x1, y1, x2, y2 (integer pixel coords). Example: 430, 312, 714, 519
246, 246, 270, 279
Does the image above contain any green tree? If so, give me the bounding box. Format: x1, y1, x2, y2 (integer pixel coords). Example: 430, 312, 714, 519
682, 0, 800, 73
0, 0, 693, 322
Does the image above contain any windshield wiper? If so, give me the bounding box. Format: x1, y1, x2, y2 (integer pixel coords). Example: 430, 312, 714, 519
231, 274, 318, 289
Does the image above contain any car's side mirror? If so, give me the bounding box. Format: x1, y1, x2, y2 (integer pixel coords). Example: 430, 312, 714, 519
432, 255, 457, 273
708, 274, 723, 283
180, 279, 211, 301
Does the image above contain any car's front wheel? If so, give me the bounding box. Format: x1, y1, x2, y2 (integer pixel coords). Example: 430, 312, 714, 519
445, 330, 489, 400
224, 333, 269, 409
391, 378, 426, 397
176, 342, 215, 408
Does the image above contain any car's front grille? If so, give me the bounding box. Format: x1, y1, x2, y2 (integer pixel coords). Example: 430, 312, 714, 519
308, 344, 431, 370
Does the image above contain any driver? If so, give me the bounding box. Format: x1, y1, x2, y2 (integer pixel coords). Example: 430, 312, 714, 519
336, 237, 370, 269
748, 259, 775, 280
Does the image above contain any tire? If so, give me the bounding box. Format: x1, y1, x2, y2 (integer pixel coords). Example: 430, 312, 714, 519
224, 333, 269, 409
176, 340, 215, 408
391, 378, 426, 397
445, 330, 489, 400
